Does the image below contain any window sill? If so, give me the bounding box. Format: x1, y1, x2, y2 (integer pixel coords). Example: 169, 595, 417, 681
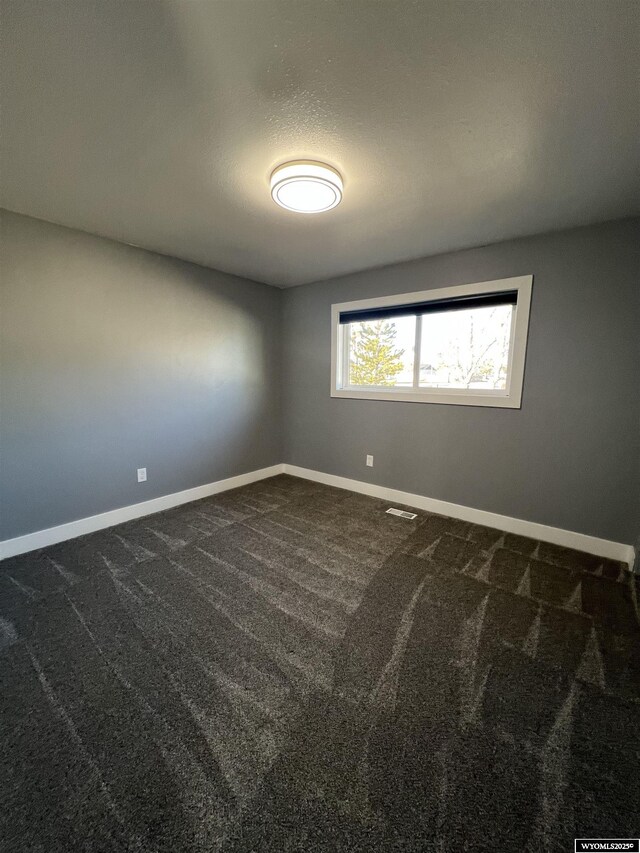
331, 387, 522, 408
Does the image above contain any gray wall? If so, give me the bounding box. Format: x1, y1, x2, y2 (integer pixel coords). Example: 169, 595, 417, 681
0, 210, 282, 540
2, 211, 638, 547
282, 218, 640, 545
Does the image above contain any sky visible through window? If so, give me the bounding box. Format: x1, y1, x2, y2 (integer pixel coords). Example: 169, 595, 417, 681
347, 305, 513, 390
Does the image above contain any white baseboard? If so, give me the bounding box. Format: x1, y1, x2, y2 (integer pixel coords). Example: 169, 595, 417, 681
283, 464, 636, 569
1, 461, 635, 569
0, 464, 285, 560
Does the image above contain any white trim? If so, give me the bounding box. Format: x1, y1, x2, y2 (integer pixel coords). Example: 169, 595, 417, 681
283, 464, 636, 568
0, 465, 285, 560
331, 275, 533, 408
1, 461, 635, 570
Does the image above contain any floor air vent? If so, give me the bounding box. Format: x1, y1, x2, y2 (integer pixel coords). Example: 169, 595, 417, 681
386, 507, 418, 520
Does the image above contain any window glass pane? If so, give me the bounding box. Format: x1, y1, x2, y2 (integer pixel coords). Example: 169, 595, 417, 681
419, 305, 513, 390
348, 316, 416, 387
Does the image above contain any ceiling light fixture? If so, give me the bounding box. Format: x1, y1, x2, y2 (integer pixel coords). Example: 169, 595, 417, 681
270, 161, 343, 213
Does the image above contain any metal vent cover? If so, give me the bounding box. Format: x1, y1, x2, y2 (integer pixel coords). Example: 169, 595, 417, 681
386, 507, 418, 520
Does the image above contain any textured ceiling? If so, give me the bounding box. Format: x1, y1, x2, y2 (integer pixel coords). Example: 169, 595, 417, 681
1, 1, 638, 287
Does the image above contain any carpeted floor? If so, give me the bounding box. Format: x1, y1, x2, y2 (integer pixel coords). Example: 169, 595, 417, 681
1, 474, 638, 852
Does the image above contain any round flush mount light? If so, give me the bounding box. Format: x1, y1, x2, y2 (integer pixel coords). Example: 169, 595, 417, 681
270, 161, 343, 213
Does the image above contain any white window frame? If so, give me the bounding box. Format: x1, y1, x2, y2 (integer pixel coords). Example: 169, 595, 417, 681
331, 275, 533, 408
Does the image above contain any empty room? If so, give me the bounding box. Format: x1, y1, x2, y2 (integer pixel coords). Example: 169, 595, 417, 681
1, 1, 639, 851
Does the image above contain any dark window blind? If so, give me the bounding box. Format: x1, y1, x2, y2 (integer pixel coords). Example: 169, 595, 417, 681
339, 290, 517, 325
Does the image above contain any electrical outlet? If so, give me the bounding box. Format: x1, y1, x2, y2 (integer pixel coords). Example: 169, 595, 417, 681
137, 467, 147, 483
366, 455, 374, 467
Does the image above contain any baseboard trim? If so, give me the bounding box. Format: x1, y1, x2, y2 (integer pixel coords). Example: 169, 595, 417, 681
283, 464, 636, 569
0, 464, 285, 560
1, 462, 635, 569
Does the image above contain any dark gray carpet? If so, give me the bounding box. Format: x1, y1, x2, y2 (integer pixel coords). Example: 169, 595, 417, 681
1, 474, 638, 852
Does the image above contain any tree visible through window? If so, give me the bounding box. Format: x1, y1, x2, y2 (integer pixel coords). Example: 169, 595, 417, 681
348, 319, 408, 386
345, 307, 512, 390
419, 305, 512, 390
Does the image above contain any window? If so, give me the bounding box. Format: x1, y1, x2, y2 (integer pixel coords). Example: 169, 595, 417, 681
331, 275, 532, 407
